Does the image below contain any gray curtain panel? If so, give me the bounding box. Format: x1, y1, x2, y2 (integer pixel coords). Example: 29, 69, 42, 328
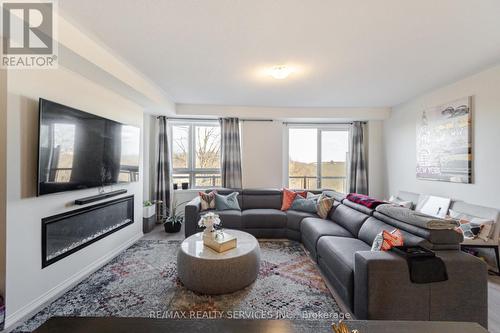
349, 121, 368, 195
155, 116, 173, 219
220, 117, 243, 189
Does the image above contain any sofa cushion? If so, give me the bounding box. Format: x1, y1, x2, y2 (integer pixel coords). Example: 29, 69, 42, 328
242, 209, 286, 229
286, 210, 318, 231
242, 189, 282, 210
358, 217, 431, 249
214, 210, 242, 229
343, 199, 375, 216
301, 217, 353, 259
330, 204, 370, 237
327, 200, 342, 220
317, 236, 371, 308
373, 212, 462, 245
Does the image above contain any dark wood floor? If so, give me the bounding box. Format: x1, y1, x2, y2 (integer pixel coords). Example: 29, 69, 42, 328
33, 318, 488, 333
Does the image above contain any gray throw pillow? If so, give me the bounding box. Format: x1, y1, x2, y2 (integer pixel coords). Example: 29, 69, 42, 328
215, 192, 241, 211
290, 197, 317, 214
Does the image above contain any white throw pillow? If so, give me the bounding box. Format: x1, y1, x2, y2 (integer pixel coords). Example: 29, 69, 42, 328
388, 195, 413, 209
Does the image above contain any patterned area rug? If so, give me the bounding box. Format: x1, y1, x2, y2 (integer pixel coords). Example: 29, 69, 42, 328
14, 240, 341, 332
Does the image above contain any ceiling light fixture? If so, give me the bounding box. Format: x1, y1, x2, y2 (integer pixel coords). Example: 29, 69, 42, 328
269, 65, 293, 80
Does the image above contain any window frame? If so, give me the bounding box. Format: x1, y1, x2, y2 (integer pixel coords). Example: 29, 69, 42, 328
284, 124, 351, 191
169, 120, 221, 189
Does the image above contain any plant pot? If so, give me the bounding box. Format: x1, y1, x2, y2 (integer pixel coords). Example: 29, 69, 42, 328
164, 222, 182, 233
143, 204, 156, 219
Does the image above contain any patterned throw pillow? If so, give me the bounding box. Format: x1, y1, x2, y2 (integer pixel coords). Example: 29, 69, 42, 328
199, 191, 216, 211
316, 194, 334, 219
449, 209, 494, 241
371, 229, 404, 251
281, 188, 306, 211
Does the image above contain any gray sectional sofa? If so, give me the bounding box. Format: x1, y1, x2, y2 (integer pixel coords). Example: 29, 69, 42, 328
184, 188, 488, 328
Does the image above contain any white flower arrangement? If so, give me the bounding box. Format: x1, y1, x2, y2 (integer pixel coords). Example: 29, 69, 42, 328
198, 212, 221, 234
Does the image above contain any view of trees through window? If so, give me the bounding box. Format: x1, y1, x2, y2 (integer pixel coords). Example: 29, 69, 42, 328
288, 127, 350, 192
171, 122, 221, 188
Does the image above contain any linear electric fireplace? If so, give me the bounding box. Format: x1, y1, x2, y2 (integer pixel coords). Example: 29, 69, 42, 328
42, 195, 134, 268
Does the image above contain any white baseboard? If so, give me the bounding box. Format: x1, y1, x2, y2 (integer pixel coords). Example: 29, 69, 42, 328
4, 233, 143, 331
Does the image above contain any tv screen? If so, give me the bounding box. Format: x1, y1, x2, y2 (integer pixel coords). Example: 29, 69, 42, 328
37, 98, 140, 195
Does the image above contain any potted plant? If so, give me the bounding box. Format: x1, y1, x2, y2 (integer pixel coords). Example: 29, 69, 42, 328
164, 200, 185, 233
143, 200, 157, 233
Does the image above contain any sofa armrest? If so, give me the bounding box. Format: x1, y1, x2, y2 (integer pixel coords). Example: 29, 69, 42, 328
354, 250, 488, 328
354, 251, 430, 321
184, 196, 201, 238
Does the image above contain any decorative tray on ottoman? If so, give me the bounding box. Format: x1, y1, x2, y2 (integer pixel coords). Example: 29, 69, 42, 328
203, 231, 237, 253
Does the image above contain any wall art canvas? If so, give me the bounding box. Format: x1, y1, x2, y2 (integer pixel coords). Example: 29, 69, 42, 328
416, 97, 472, 183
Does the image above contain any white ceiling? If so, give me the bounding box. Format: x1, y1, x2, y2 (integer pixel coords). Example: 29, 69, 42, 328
59, 0, 500, 108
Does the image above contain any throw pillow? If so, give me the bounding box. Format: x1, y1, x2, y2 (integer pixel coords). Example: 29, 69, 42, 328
371, 229, 404, 251
449, 209, 494, 241
199, 191, 216, 211
290, 196, 317, 213
388, 195, 413, 209
316, 194, 334, 219
455, 221, 476, 240
215, 192, 241, 211
306, 192, 322, 202
281, 188, 306, 211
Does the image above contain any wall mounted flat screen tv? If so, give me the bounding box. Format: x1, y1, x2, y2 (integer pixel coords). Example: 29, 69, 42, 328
37, 98, 140, 195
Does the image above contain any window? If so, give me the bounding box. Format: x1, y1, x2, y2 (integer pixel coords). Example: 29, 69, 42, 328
171, 121, 221, 188
287, 125, 350, 192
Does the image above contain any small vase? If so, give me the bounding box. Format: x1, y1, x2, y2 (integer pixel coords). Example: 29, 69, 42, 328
203, 220, 214, 235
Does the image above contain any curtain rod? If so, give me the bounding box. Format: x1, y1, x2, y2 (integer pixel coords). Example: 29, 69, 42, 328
156, 117, 366, 125
159, 117, 273, 122
283, 121, 367, 125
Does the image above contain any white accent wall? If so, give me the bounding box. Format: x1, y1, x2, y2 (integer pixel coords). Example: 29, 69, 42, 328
4, 67, 144, 329
384, 64, 500, 209
241, 120, 284, 188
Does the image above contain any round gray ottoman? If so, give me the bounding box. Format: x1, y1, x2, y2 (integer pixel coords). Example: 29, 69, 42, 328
177, 229, 261, 294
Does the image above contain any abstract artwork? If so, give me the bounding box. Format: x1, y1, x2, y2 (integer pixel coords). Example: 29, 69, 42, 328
416, 97, 472, 183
